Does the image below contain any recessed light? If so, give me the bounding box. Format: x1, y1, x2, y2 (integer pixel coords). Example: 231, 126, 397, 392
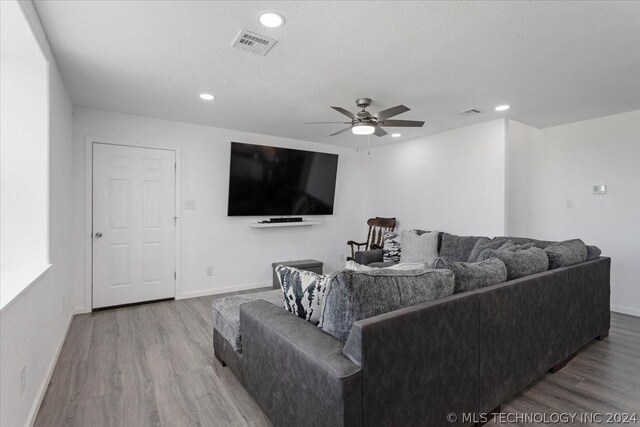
495, 104, 510, 112
391, 133, 401, 138
200, 93, 215, 101
258, 12, 285, 28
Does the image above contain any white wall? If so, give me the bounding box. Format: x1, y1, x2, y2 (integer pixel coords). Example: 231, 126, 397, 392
364, 119, 506, 236
506, 111, 640, 316
72, 108, 366, 310
0, 39, 75, 427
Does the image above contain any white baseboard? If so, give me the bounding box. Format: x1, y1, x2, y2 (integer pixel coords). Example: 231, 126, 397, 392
177, 282, 272, 300
73, 306, 91, 314
26, 310, 74, 427
611, 304, 640, 317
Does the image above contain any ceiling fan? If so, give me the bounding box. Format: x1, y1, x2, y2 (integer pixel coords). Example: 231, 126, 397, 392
305, 98, 425, 136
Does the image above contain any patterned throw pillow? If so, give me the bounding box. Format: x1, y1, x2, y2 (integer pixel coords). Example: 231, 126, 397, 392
275, 265, 330, 325
382, 231, 401, 263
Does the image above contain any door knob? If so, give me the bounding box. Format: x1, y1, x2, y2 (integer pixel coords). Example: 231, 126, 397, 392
95, 232, 103, 238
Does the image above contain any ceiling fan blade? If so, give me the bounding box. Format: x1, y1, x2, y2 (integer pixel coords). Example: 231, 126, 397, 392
373, 126, 388, 137
375, 105, 410, 120
330, 126, 353, 136
331, 106, 356, 119
304, 121, 351, 124
380, 119, 425, 127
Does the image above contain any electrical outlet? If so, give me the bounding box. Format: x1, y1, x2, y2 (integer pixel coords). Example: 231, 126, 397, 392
20, 365, 26, 393
206, 266, 213, 277
566, 199, 573, 208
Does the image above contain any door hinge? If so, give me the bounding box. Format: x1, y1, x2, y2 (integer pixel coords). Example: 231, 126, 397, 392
174, 271, 177, 280
174, 216, 178, 225
174, 163, 177, 171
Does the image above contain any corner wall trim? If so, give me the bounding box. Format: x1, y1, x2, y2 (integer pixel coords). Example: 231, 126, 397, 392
26, 311, 74, 426
611, 304, 640, 317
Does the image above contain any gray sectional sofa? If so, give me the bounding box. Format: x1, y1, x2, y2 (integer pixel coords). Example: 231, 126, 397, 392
212, 233, 610, 427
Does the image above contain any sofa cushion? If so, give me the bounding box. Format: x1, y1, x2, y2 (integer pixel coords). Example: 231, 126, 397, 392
354, 248, 384, 265
492, 236, 556, 249
345, 260, 427, 272
276, 265, 330, 324
400, 230, 439, 264
468, 238, 508, 262
433, 257, 508, 293
439, 233, 487, 262
367, 261, 398, 268
502, 242, 535, 251
319, 269, 455, 342
211, 289, 283, 352
587, 245, 602, 260
478, 247, 549, 280
544, 239, 588, 269
382, 231, 401, 263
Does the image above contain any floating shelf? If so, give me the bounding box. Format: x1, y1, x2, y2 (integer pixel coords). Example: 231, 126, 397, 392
250, 220, 321, 228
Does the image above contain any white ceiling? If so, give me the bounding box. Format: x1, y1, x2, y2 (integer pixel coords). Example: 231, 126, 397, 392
34, 0, 640, 148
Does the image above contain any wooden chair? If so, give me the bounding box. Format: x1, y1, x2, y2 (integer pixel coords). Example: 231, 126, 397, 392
347, 217, 397, 261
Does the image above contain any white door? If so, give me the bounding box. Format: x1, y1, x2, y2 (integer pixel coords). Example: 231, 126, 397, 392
93, 143, 176, 308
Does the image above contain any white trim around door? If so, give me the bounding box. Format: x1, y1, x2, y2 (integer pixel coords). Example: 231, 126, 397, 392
83, 137, 182, 312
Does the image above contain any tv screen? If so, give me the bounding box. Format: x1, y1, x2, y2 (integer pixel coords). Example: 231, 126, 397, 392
228, 142, 339, 216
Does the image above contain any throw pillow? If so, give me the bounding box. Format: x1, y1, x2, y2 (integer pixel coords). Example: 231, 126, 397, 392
433, 257, 508, 293
439, 233, 487, 262
544, 239, 588, 269
586, 245, 602, 260
382, 231, 401, 263
319, 269, 455, 342
400, 230, 439, 264
467, 238, 507, 262
276, 265, 330, 325
478, 247, 549, 280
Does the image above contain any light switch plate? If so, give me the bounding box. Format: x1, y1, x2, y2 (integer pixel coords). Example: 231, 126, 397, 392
593, 185, 607, 195
184, 199, 197, 210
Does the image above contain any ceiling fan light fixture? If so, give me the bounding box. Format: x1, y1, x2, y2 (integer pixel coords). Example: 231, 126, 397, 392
351, 123, 375, 135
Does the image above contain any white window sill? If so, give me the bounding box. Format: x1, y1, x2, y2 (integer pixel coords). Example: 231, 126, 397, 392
0, 264, 52, 312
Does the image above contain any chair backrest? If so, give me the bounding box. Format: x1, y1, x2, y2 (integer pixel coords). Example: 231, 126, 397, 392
366, 217, 397, 250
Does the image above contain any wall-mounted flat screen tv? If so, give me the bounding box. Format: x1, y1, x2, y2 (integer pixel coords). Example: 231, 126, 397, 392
228, 142, 339, 216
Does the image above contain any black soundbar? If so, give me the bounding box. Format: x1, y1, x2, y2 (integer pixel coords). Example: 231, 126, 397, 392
266, 217, 303, 223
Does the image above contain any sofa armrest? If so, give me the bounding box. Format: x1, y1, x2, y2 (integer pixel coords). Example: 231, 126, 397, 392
343, 293, 479, 426
240, 300, 362, 427
354, 249, 383, 265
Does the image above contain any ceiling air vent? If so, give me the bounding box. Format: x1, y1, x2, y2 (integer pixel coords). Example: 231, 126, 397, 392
232, 30, 277, 56
459, 108, 481, 116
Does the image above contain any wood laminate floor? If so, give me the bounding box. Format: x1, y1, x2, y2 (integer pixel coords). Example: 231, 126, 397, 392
35, 292, 640, 427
